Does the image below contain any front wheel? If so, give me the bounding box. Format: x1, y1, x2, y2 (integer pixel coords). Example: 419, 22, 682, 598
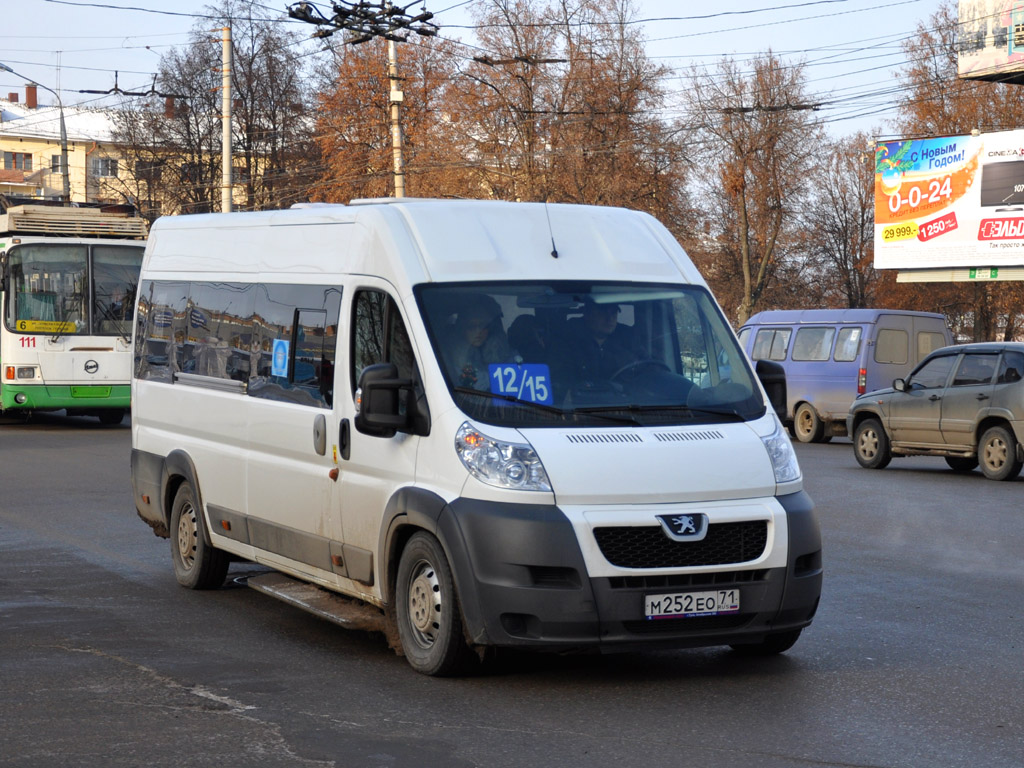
853, 418, 892, 469
170, 481, 229, 589
395, 532, 476, 676
979, 425, 1023, 481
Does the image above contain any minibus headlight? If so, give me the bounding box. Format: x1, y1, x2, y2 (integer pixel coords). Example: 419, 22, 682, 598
455, 422, 552, 492
761, 420, 801, 484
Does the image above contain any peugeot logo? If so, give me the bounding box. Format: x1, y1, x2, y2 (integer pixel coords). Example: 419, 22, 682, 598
657, 513, 709, 542
84, 360, 99, 374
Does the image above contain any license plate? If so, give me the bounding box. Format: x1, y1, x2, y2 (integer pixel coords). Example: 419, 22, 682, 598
644, 589, 740, 620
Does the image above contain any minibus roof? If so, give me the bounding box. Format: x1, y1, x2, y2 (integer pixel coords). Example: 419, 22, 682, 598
143, 199, 705, 289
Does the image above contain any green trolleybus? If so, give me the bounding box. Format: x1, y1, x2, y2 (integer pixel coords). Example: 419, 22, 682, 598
0, 200, 147, 423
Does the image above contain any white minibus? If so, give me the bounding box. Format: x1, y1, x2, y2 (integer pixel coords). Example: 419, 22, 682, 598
131, 199, 822, 675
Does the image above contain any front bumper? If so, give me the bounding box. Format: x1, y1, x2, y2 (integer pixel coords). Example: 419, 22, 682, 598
441, 491, 822, 651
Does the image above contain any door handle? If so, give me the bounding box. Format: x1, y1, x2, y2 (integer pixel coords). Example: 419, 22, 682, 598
339, 418, 351, 461
928, 394, 941, 401
977, 393, 990, 401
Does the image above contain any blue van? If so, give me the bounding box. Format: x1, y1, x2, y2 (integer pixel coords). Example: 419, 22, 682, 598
738, 309, 952, 442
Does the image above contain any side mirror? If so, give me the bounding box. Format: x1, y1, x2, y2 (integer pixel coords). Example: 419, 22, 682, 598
354, 362, 410, 438
893, 378, 907, 392
755, 359, 787, 422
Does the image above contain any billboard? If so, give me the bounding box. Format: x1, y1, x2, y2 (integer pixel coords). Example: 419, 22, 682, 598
874, 130, 1024, 270
958, 0, 1024, 83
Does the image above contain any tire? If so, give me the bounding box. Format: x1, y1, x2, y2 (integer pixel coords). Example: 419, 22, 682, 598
170, 482, 230, 589
853, 417, 891, 469
944, 455, 978, 473
395, 531, 476, 677
98, 409, 125, 426
793, 403, 824, 443
978, 425, 1023, 481
730, 628, 802, 656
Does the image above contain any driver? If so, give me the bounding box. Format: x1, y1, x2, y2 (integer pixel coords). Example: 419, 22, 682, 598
559, 299, 637, 386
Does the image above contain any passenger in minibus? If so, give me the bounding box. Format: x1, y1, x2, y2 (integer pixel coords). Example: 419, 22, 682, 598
443, 293, 511, 389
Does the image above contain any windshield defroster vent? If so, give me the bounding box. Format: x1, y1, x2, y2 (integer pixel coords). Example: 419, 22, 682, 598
652, 429, 725, 443
566, 433, 644, 444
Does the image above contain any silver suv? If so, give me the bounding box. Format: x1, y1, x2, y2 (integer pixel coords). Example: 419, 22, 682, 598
847, 342, 1024, 481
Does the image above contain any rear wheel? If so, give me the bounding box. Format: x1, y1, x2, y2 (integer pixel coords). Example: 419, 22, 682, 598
396, 532, 476, 676
944, 455, 978, 473
853, 418, 891, 469
979, 425, 1023, 481
793, 403, 824, 443
730, 628, 802, 656
170, 482, 229, 589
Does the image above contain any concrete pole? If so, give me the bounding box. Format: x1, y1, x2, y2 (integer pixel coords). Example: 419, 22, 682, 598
387, 38, 405, 198
221, 25, 233, 213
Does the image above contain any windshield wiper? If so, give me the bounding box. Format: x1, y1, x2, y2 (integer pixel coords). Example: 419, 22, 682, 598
96, 301, 132, 345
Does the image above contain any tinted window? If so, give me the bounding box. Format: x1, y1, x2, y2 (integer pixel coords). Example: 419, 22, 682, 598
250, 284, 342, 408
952, 354, 997, 387
135, 279, 189, 382
997, 351, 1024, 384
792, 327, 835, 361
752, 328, 790, 361
875, 329, 908, 364
185, 282, 255, 381
909, 354, 956, 389
351, 290, 416, 412
834, 327, 862, 362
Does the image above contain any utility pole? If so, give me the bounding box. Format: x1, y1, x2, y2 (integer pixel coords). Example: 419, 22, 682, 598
387, 37, 405, 198
287, 1, 437, 198
221, 25, 233, 213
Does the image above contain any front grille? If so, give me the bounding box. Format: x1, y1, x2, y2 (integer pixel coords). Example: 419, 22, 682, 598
594, 521, 768, 568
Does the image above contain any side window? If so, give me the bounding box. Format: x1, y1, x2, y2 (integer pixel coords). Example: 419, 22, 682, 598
834, 327, 862, 362
908, 355, 956, 390
997, 351, 1024, 384
351, 289, 416, 392
751, 328, 790, 361
917, 331, 946, 359
792, 327, 835, 361
952, 354, 997, 387
185, 282, 255, 382
250, 284, 342, 408
875, 329, 908, 364
134, 279, 188, 383
736, 327, 751, 349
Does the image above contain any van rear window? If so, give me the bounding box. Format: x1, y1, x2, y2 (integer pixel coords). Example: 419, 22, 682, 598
875, 329, 909, 364
917, 331, 946, 359
791, 327, 835, 361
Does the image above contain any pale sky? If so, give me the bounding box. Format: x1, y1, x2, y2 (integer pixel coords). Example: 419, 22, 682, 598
2, 0, 940, 139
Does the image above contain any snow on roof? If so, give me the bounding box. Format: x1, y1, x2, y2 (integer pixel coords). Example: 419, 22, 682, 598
0, 99, 118, 143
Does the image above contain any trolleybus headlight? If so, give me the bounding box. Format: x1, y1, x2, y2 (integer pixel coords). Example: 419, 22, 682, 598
16, 366, 36, 379
455, 422, 552, 492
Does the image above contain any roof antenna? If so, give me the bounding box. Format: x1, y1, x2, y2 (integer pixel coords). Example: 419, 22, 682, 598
544, 202, 559, 259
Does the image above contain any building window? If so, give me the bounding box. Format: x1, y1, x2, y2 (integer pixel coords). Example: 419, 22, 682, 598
4, 152, 32, 171
51, 155, 66, 173
90, 157, 118, 178
135, 160, 162, 182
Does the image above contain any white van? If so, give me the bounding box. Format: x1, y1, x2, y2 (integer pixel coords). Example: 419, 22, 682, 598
130, 199, 822, 675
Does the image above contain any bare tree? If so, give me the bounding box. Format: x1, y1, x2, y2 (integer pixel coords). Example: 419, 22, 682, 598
801, 133, 879, 308
685, 53, 824, 325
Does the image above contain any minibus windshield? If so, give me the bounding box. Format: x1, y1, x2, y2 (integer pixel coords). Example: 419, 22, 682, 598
417, 281, 766, 428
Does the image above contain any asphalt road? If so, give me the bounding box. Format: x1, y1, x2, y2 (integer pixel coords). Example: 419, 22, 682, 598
1, 412, 1021, 768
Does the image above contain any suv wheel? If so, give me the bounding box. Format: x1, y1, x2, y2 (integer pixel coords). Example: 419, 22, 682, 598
853, 418, 891, 469
979, 425, 1023, 481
